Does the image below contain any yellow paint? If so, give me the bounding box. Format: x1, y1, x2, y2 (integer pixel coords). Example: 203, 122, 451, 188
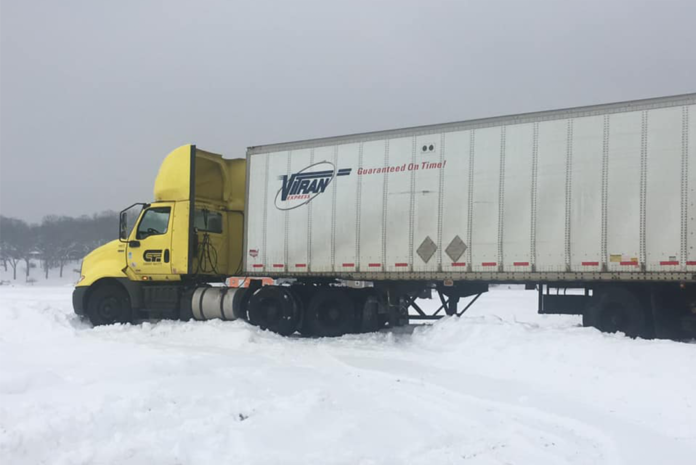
123, 201, 175, 279
77, 239, 129, 287
153, 145, 194, 202
78, 145, 246, 292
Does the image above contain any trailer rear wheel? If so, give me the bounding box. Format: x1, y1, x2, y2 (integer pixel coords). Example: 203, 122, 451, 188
305, 289, 356, 337
247, 287, 299, 336
353, 291, 385, 333
584, 287, 651, 338
86, 283, 132, 326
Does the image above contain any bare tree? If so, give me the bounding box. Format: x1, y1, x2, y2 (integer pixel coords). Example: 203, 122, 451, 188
0, 216, 33, 280
1, 212, 118, 281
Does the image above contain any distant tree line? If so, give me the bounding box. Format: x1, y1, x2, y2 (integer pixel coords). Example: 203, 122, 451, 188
0, 212, 118, 281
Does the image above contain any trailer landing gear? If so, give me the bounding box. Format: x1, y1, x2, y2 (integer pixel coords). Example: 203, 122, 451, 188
407, 286, 487, 321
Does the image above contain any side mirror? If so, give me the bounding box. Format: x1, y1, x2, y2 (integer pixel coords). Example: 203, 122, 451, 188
119, 212, 128, 240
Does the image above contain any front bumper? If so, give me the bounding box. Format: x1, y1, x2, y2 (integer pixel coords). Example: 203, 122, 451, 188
72, 286, 88, 316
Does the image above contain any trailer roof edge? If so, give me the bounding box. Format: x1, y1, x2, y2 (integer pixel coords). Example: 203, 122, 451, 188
247, 92, 696, 155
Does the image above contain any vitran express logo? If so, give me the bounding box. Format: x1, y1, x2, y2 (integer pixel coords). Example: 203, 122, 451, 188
274, 161, 351, 210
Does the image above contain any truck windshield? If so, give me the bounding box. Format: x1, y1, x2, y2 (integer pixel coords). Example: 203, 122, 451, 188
136, 207, 171, 239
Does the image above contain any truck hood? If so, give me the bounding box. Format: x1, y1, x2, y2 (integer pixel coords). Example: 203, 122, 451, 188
83, 239, 124, 264
79, 240, 127, 286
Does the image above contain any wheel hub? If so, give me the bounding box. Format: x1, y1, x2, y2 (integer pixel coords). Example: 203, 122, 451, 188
320, 303, 342, 326
99, 297, 119, 320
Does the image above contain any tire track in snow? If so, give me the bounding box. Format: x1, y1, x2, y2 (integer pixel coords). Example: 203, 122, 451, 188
318, 350, 618, 464
328, 351, 696, 465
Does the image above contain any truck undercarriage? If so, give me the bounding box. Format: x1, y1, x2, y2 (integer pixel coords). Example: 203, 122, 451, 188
74, 278, 696, 340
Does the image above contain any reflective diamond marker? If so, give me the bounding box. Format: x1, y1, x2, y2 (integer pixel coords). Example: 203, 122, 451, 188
417, 236, 437, 263
445, 235, 467, 263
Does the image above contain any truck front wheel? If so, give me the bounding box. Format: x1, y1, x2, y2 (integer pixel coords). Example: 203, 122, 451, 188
86, 283, 132, 326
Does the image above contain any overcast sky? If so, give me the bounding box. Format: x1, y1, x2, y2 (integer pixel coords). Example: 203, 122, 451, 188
1, 0, 694, 222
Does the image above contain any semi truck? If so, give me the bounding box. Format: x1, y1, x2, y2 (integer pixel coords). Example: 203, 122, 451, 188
73, 93, 696, 338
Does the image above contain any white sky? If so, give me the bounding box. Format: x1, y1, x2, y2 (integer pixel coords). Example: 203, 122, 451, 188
1, 0, 695, 221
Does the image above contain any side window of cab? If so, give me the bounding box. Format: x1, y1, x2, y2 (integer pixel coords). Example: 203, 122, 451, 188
136, 207, 171, 240
194, 209, 223, 233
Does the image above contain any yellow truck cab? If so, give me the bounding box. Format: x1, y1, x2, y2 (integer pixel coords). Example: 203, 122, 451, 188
73, 145, 246, 325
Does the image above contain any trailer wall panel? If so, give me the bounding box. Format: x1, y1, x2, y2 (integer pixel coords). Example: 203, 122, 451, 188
246, 154, 268, 271
471, 127, 502, 271
687, 105, 696, 269
285, 149, 311, 272
384, 137, 414, 271
535, 119, 569, 272
606, 111, 642, 271
357, 141, 386, 272
308, 146, 336, 272
502, 123, 534, 271
569, 115, 604, 271
440, 131, 472, 271
645, 107, 683, 271
413, 134, 442, 272
264, 151, 289, 271
334, 143, 360, 271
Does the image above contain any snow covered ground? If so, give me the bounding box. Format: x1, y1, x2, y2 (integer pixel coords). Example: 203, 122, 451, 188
1, 284, 694, 465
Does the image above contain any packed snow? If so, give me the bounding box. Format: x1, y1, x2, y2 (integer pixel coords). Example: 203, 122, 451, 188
0, 280, 694, 464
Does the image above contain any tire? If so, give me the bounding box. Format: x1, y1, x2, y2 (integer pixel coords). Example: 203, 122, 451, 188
232, 286, 252, 320
649, 285, 692, 340
304, 288, 356, 337
353, 290, 384, 333
247, 286, 299, 336
289, 285, 312, 330
583, 287, 651, 338
86, 283, 132, 326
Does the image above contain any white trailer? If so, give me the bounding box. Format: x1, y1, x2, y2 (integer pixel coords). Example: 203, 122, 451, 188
241, 93, 696, 338
245, 94, 696, 280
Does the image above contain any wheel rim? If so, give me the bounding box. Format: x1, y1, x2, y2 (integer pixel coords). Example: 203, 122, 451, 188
260, 298, 280, 324
251, 296, 290, 329
248, 289, 298, 335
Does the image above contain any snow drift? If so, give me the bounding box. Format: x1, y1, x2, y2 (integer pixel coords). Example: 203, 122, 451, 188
0, 286, 694, 464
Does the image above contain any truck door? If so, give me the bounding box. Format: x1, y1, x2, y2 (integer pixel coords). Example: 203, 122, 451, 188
127, 203, 174, 276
